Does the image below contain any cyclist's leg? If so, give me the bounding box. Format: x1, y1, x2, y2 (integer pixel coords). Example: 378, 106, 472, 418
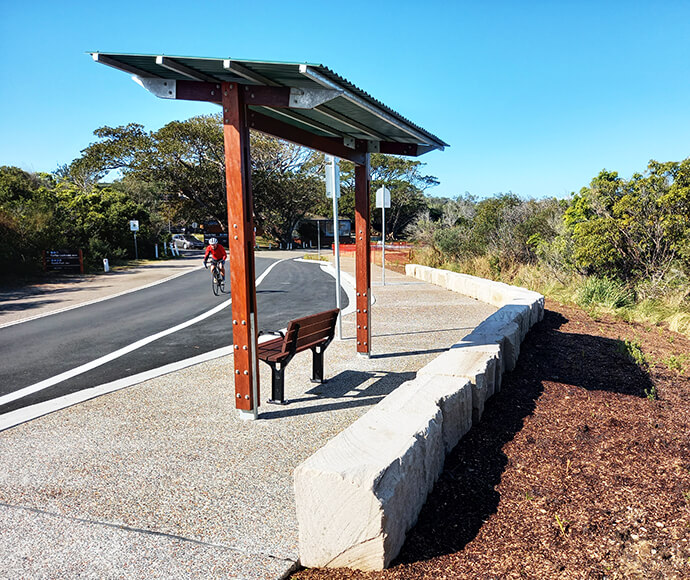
219, 259, 225, 280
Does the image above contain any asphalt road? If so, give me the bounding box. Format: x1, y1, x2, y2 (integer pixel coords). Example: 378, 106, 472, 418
0, 256, 348, 415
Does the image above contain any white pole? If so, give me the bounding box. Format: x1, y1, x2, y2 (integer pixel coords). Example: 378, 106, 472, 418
317, 220, 321, 259
332, 179, 342, 340
326, 155, 343, 340
381, 205, 386, 286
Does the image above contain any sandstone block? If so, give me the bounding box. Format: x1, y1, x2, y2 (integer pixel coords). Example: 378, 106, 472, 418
295, 383, 444, 570
417, 348, 499, 422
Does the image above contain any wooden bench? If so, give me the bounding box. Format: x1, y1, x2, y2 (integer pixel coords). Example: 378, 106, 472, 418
257, 308, 340, 404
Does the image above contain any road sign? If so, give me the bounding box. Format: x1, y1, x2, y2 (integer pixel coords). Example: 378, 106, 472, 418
129, 220, 139, 232
376, 186, 391, 208
44, 249, 84, 273
325, 156, 340, 199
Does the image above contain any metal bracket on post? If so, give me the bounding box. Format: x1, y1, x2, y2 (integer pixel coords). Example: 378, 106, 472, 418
133, 76, 177, 99
289, 88, 342, 109
367, 140, 381, 153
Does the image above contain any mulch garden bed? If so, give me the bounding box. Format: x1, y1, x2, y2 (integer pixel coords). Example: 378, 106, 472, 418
293, 299, 690, 579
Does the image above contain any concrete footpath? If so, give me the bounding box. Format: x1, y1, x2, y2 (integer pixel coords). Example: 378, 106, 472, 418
0, 250, 496, 579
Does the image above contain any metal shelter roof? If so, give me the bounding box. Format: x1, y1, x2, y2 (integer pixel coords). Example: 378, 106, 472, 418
91, 52, 448, 158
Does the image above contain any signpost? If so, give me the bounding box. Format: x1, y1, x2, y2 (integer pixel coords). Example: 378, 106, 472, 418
325, 155, 343, 339
375, 186, 391, 285
129, 220, 139, 260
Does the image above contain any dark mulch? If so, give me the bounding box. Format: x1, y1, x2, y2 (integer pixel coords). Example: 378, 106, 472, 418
293, 300, 690, 579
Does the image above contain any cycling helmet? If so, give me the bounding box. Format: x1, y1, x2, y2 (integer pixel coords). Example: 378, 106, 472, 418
208, 237, 218, 245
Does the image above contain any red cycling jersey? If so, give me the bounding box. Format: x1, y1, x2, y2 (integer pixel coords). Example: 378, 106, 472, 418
204, 244, 227, 261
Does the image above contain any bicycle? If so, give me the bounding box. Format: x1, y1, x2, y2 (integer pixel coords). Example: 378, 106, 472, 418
205, 260, 227, 296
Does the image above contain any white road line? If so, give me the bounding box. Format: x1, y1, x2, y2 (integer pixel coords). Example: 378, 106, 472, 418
0, 346, 232, 431
0, 330, 281, 433
0, 299, 231, 407
318, 262, 358, 315
0, 266, 204, 330
0, 259, 286, 409
291, 258, 358, 315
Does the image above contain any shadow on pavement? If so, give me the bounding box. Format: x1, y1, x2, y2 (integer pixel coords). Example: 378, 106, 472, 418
260, 370, 416, 420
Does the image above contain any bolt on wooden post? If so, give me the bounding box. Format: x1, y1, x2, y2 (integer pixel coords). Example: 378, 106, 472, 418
222, 82, 260, 417
355, 154, 371, 356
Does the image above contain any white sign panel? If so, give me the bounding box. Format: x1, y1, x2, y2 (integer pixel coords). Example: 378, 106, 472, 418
376, 186, 391, 208
129, 220, 139, 232
325, 155, 340, 199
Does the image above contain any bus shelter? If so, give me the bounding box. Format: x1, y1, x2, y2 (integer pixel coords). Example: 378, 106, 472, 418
92, 52, 448, 418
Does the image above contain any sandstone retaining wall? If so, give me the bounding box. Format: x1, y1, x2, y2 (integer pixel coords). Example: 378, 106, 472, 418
294, 266, 544, 570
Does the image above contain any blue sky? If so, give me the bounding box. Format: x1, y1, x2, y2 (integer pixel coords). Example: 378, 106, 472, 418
2, 0, 689, 199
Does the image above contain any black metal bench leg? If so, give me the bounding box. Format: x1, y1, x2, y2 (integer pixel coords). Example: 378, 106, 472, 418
267, 363, 287, 404
311, 346, 325, 383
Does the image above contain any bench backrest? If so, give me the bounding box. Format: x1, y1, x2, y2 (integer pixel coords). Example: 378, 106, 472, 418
282, 308, 339, 355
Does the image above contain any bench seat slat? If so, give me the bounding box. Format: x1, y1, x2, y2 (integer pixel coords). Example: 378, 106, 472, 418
294, 310, 339, 350
256, 308, 339, 403
257, 308, 338, 366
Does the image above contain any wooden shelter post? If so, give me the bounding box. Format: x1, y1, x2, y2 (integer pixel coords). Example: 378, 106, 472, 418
222, 82, 260, 417
355, 154, 372, 356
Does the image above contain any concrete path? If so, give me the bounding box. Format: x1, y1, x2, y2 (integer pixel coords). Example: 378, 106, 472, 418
0, 250, 496, 579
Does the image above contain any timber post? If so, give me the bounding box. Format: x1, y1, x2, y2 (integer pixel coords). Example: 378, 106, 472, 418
355, 154, 372, 356
222, 81, 260, 418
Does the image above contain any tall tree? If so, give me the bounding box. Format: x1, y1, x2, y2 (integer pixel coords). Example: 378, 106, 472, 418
68, 114, 324, 240
564, 159, 690, 289
250, 133, 323, 244
329, 154, 438, 239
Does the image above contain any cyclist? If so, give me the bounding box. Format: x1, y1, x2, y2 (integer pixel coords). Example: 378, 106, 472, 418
203, 237, 227, 280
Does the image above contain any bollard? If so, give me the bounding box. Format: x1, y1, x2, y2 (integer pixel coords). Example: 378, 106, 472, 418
155, 244, 159, 258
103, 258, 110, 272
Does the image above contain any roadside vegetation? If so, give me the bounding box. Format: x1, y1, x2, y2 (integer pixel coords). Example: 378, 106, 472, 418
1, 114, 435, 275
406, 160, 690, 338
2, 112, 689, 338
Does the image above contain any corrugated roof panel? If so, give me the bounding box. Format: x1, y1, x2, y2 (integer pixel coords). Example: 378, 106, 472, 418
251, 106, 335, 138
90, 52, 449, 152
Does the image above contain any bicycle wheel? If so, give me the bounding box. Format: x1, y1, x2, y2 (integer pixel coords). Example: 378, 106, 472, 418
211, 270, 220, 296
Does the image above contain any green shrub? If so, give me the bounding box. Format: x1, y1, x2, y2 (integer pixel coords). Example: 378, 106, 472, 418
615, 338, 646, 367
576, 277, 634, 309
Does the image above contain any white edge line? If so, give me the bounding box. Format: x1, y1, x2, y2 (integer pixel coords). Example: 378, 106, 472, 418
0, 331, 282, 433
0, 258, 288, 410
0, 346, 231, 432
0, 266, 204, 330
289, 256, 358, 314
0, 297, 232, 407
318, 262, 358, 315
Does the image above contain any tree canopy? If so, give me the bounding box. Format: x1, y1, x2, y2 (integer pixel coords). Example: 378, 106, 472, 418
66, 114, 438, 244
564, 160, 690, 289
